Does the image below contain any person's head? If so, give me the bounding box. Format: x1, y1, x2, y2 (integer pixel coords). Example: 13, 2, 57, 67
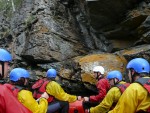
126, 58, 150, 83
9, 68, 30, 86
106, 70, 122, 86
46, 68, 57, 80
93, 66, 105, 79
0, 49, 12, 79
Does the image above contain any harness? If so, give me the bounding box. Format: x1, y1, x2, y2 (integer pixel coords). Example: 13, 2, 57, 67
32, 79, 54, 103
115, 83, 130, 94
135, 78, 150, 113
110, 82, 130, 110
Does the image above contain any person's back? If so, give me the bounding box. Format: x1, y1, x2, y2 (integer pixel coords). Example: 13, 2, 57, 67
109, 81, 150, 113
32, 78, 54, 103
109, 58, 150, 113
0, 48, 32, 113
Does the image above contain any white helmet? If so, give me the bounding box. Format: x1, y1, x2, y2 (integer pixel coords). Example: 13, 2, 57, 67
93, 66, 105, 74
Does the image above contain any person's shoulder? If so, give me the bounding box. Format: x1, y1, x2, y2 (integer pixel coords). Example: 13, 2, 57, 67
49, 81, 60, 86
98, 78, 109, 83
110, 87, 120, 92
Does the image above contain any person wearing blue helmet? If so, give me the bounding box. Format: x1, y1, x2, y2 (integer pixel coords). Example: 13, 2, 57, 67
4, 68, 49, 113
0, 48, 12, 79
32, 68, 81, 113
85, 70, 130, 113
0, 48, 33, 113
109, 58, 150, 113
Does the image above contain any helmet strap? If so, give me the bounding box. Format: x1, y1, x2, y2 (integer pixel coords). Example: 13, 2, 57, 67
114, 78, 119, 85
0, 62, 4, 79
97, 73, 103, 80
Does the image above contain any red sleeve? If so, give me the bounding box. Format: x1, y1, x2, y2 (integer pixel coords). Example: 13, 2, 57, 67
0, 85, 32, 113
90, 78, 110, 102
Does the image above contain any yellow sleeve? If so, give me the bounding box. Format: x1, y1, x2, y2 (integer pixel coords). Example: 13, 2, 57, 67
46, 81, 77, 102
90, 87, 121, 113
108, 83, 142, 113
18, 90, 48, 113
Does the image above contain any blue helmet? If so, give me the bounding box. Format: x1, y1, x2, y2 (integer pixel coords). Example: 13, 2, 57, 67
106, 70, 122, 81
46, 68, 57, 78
126, 58, 150, 73
10, 68, 30, 81
0, 49, 12, 62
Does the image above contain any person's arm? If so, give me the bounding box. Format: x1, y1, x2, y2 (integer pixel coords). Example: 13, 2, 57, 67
18, 90, 48, 113
46, 81, 77, 102
90, 87, 121, 113
109, 83, 139, 113
90, 79, 110, 102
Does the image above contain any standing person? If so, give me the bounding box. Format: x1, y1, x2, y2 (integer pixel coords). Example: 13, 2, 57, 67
83, 66, 110, 108
5, 68, 48, 113
86, 70, 130, 113
109, 58, 150, 113
32, 68, 81, 113
0, 48, 32, 113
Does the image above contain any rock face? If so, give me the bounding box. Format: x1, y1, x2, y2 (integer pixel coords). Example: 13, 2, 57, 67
0, 0, 150, 94
4, 0, 111, 64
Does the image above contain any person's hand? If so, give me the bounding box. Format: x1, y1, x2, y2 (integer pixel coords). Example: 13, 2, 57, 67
77, 96, 82, 100
41, 92, 49, 99
84, 97, 89, 101
85, 109, 89, 113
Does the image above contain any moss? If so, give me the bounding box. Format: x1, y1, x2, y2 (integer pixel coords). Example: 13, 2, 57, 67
0, 0, 22, 18
24, 15, 36, 27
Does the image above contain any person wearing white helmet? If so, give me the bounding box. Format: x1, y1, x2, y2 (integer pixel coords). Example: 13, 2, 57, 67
86, 70, 130, 113
83, 66, 110, 109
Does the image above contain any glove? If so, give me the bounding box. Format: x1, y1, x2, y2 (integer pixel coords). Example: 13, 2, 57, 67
41, 92, 49, 99
77, 96, 82, 100
85, 109, 89, 113
84, 97, 89, 101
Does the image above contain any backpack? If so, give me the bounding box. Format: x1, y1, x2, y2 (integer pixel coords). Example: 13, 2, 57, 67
32, 78, 54, 103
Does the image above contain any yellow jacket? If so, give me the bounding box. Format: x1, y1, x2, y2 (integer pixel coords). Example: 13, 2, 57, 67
46, 81, 77, 102
109, 79, 150, 113
18, 90, 48, 113
90, 81, 126, 113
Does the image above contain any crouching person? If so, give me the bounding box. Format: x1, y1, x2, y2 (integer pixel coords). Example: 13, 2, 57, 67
5, 68, 48, 113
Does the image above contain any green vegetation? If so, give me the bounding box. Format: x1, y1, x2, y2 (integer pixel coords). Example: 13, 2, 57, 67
0, 0, 22, 18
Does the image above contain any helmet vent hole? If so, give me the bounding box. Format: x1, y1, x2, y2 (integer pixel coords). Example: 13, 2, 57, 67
142, 67, 144, 70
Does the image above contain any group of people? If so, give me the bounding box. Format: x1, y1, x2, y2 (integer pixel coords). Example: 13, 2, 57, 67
0, 48, 150, 113
83, 58, 150, 113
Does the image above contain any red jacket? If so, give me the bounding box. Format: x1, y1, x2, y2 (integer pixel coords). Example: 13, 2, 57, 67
0, 84, 32, 113
90, 78, 110, 102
